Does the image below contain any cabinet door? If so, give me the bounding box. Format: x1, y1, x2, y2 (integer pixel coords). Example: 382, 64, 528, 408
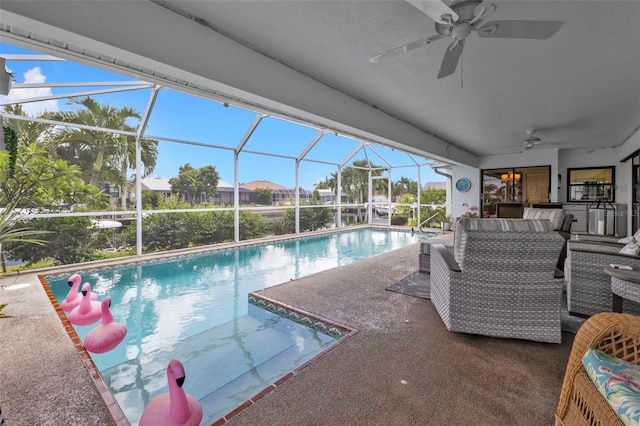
525, 172, 549, 204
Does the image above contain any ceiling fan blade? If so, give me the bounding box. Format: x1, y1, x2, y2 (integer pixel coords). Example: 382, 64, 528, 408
469, 3, 496, 24
406, 0, 459, 24
477, 20, 564, 39
437, 39, 465, 79
369, 34, 447, 63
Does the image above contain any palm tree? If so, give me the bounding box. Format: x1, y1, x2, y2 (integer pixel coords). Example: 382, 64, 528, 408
47, 97, 159, 206
393, 177, 417, 201
119, 134, 158, 208
2, 104, 56, 146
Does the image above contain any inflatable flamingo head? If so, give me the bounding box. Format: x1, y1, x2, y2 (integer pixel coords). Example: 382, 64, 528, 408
102, 297, 112, 311
140, 358, 202, 425
67, 273, 81, 288
81, 282, 92, 297
168, 359, 186, 387
99, 297, 115, 323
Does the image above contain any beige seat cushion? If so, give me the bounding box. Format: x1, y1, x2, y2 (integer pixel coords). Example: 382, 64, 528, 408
523, 207, 565, 230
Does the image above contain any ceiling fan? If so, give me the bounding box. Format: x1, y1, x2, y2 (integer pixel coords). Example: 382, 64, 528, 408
369, 0, 564, 79
501, 129, 555, 152
521, 129, 543, 150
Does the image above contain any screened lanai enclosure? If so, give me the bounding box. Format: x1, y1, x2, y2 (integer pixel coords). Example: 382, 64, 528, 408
0, 47, 448, 267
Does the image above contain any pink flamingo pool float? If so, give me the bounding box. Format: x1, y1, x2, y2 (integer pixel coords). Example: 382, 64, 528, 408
139, 359, 203, 426
68, 283, 102, 326
60, 274, 97, 313
83, 297, 127, 354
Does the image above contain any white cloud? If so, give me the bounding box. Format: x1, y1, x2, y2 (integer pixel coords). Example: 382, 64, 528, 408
1, 66, 59, 116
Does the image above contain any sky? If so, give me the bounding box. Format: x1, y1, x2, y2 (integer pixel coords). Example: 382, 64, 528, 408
1, 42, 445, 190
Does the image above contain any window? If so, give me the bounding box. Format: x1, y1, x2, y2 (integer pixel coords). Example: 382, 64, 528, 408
567, 166, 615, 202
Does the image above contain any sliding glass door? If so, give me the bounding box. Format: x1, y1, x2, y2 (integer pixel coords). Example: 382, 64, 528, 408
481, 166, 550, 218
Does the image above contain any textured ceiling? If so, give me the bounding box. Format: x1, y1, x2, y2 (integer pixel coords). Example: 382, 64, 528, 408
2, 0, 639, 161
165, 0, 640, 156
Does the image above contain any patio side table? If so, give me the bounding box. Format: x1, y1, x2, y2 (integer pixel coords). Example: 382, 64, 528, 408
604, 265, 640, 313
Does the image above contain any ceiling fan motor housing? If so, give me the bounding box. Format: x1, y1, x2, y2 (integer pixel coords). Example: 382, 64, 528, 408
436, 0, 485, 35
452, 22, 472, 40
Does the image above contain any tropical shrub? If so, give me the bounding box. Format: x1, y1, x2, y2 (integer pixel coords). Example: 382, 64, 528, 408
3, 216, 95, 265
0, 202, 51, 271
0, 143, 109, 209
283, 206, 333, 233
141, 189, 162, 209
239, 211, 270, 240
390, 215, 408, 226
255, 188, 272, 205
121, 209, 270, 253
269, 219, 289, 236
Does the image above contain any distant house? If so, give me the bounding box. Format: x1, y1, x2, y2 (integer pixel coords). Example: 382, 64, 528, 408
102, 182, 121, 208
212, 180, 257, 205
240, 180, 311, 205
424, 181, 447, 190
130, 177, 312, 206
140, 177, 173, 197
316, 188, 347, 204
128, 177, 172, 205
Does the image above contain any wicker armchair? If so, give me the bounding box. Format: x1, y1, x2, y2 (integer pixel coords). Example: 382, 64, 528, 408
430, 218, 566, 343
555, 312, 640, 426
565, 239, 640, 317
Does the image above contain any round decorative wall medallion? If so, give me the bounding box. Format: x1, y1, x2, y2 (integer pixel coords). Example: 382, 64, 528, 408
455, 178, 472, 193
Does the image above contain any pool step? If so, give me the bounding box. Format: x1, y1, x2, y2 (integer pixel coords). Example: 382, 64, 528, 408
101, 310, 292, 420
101, 306, 336, 425
196, 305, 338, 423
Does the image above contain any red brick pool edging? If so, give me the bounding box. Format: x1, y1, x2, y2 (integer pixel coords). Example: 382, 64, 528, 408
37, 274, 130, 426
38, 275, 357, 426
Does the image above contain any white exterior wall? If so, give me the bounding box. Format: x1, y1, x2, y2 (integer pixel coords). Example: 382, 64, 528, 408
559, 129, 640, 235
450, 164, 480, 219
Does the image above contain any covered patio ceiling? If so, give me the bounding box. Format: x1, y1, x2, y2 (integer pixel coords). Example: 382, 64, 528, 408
1, 0, 639, 166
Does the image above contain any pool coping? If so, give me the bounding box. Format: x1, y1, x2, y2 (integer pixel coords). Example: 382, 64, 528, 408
38, 276, 357, 426
37, 275, 130, 426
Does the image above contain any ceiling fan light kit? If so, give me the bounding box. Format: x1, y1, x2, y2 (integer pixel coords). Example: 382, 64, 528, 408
369, 0, 564, 79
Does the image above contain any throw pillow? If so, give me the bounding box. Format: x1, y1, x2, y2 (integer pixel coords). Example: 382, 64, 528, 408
620, 240, 640, 256
582, 349, 640, 426
619, 229, 640, 244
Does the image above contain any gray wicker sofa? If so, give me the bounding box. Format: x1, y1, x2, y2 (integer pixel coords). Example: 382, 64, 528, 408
430, 218, 566, 343
564, 238, 640, 317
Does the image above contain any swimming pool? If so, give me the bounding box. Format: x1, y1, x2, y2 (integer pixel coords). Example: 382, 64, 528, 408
45, 228, 429, 424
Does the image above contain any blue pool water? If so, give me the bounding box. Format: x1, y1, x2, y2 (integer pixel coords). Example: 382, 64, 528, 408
45, 228, 429, 425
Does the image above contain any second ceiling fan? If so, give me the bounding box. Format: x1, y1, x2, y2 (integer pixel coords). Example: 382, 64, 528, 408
369, 0, 563, 79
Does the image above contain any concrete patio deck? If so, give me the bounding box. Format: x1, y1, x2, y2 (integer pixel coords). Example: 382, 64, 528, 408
0, 242, 574, 425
